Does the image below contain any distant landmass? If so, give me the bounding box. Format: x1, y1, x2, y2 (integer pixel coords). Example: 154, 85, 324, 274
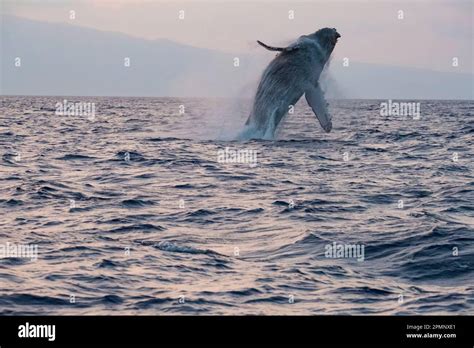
1, 16, 472, 99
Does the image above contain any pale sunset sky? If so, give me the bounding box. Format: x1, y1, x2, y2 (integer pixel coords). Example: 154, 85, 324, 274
3, 0, 473, 73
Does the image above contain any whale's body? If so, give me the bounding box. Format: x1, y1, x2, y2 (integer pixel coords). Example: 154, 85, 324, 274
241, 28, 340, 140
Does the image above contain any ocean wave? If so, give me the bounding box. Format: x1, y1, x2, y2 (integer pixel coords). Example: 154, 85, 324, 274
1, 96, 472, 315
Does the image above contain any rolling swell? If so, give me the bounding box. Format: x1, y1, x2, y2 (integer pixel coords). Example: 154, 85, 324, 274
0, 96, 473, 315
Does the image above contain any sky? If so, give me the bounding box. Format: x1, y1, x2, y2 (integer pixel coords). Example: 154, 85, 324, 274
3, 0, 473, 74
1, 1, 473, 98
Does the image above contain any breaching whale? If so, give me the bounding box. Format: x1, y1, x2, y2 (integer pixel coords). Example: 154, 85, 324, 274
240, 28, 341, 139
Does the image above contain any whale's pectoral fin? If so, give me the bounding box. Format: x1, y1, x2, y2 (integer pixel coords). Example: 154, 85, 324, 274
257, 40, 285, 51
305, 84, 332, 133
257, 40, 299, 52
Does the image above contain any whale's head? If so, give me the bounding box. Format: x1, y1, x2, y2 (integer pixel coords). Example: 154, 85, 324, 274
313, 27, 341, 59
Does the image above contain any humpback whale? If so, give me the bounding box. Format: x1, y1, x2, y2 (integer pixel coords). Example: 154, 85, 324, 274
241, 28, 341, 139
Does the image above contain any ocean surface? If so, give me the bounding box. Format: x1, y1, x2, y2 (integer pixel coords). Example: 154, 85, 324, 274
0, 96, 473, 315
